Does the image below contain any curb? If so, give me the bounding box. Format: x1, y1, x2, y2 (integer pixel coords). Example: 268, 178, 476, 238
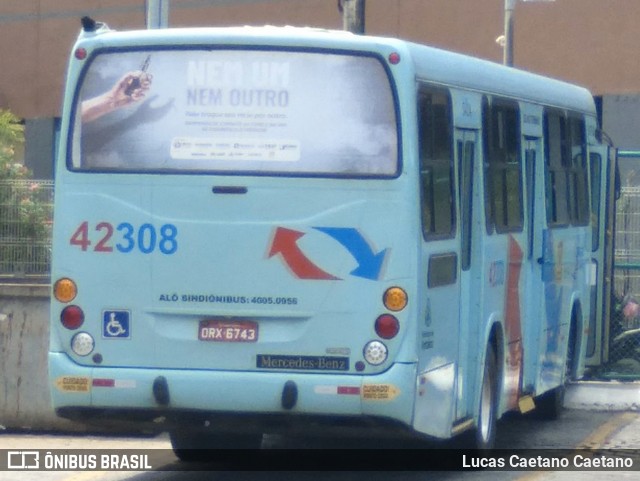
565, 381, 640, 411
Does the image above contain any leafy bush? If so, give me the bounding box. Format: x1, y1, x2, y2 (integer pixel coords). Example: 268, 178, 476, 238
0, 110, 25, 171
0, 109, 53, 277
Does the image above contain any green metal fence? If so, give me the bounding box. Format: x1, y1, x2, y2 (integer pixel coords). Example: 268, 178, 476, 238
0, 179, 53, 282
597, 151, 640, 379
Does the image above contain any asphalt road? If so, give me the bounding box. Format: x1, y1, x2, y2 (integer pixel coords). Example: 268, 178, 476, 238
1, 408, 639, 480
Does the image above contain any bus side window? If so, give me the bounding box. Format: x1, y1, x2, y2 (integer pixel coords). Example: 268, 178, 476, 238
544, 110, 570, 226
567, 116, 590, 226
418, 88, 455, 240
543, 111, 589, 227
525, 143, 537, 258
459, 140, 475, 270
483, 97, 523, 233
590, 152, 602, 250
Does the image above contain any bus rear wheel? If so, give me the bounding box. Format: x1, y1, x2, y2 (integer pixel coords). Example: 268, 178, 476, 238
170, 429, 263, 462
474, 346, 498, 450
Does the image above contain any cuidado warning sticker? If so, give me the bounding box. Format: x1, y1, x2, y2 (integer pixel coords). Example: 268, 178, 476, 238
55, 376, 91, 393
362, 384, 400, 401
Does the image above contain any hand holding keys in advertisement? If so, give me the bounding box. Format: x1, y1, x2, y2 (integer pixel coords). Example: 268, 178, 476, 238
81, 55, 153, 123
123, 55, 152, 97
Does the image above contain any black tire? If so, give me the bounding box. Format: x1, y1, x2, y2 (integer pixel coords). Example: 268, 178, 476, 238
533, 384, 565, 420
474, 346, 498, 450
170, 430, 263, 462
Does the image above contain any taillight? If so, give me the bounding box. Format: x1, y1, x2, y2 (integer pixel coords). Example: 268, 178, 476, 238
61, 305, 85, 330
71, 332, 95, 356
363, 341, 388, 366
375, 314, 400, 339
360, 287, 407, 369
383, 287, 407, 311
54, 278, 77, 303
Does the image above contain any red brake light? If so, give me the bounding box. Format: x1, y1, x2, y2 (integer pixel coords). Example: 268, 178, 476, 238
375, 314, 399, 339
61, 305, 85, 330
75, 48, 87, 60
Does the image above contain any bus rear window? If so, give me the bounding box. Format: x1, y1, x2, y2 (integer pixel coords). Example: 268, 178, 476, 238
71, 49, 398, 177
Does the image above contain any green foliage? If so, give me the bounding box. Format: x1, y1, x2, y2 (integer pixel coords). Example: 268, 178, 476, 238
0, 109, 26, 176
0, 109, 52, 277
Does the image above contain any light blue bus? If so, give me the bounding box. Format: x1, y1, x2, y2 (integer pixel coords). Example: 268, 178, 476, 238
49, 22, 613, 455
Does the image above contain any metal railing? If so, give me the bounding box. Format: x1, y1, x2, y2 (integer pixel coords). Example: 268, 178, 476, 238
0, 179, 53, 282
602, 152, 640, 379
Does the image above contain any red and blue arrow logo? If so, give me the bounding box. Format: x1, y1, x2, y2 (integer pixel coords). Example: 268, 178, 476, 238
268, 228, 339, 280
313, 227, 388, 280
268, 227, 388, 281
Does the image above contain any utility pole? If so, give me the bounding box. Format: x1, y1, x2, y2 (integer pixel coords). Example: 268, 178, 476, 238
503, 0, 556, 66
503, 0, 515, 66
339, 0, 365, 34
146, 0, 169, 29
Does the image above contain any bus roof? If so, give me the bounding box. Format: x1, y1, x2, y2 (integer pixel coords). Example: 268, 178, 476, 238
77, 24, 596, 114
402, 40, 595, 114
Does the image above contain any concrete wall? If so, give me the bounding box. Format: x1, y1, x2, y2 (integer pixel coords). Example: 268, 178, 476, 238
0, 284, 78, 430
602, 95, 640, 151
24, 118, 57, 179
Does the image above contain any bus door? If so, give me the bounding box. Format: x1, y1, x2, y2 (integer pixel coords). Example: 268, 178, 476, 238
454, 127, 481, 421
522, 136, 544, 392
585, 142, 618, 366
529, 128, 566, 394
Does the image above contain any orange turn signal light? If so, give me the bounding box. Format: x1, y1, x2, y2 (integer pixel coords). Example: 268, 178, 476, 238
383, 287, 407, 311
54, 278, 77, 303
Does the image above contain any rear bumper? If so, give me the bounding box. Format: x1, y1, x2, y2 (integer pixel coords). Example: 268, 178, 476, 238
49, 352, 417, 433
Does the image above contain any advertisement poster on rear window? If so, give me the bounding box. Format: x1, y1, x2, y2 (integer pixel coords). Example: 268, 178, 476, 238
73, 49, 398, 176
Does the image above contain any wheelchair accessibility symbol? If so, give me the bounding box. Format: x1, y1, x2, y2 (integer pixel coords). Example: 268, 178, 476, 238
102, 310, 131, 339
